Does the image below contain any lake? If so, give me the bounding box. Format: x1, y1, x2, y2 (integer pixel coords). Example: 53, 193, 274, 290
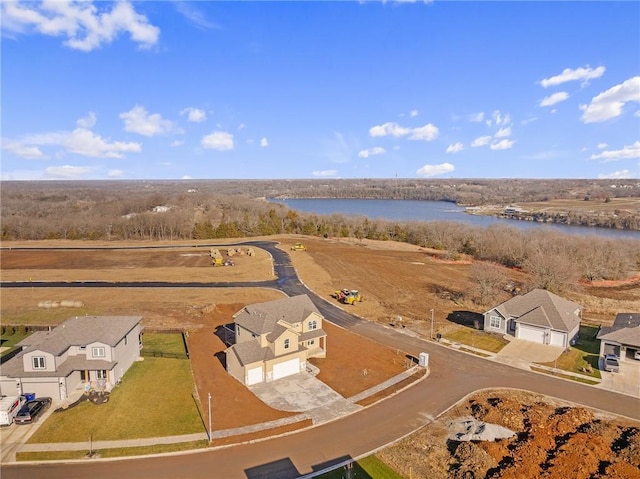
269, 198, 640, 240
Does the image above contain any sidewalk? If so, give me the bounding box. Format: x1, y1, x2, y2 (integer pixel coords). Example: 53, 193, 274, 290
12, 365, 427, 457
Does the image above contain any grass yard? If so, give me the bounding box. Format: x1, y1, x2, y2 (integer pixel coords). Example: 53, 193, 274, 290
538, 325, 602, 379
317, 455, 405, 479
141, 332, 187, 357
0, 328, 32, 358
28, 354, 204, 443
16, 440, 209, 462
443, 327, 508, 353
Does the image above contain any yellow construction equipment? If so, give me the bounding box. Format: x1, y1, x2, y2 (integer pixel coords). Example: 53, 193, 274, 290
332, 288, 363, 305
291, 243, 307, 251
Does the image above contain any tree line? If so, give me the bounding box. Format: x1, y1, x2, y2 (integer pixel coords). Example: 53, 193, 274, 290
2, 180, 639, 292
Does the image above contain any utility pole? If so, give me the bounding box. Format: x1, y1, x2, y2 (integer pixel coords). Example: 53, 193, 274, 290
430, 308, 434, 340
208, 392, 212, 441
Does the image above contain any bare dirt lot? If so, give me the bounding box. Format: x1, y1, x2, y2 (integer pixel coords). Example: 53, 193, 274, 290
1, 236, 638, 476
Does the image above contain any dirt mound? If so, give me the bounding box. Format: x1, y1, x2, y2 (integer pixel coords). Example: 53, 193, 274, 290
378, 390, 640, 479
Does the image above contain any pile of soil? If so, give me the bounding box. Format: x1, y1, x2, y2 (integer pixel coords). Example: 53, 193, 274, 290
378, 390, 640, 479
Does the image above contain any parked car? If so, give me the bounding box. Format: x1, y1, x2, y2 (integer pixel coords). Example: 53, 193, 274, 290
634, 350, 640, 361
603, 354, 620, 373
14, 397, 52, 425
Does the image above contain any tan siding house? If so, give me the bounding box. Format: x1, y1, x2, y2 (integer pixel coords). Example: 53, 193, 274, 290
225, 295, 327, 386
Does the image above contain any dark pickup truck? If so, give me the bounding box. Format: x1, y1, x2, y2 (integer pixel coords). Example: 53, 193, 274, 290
14, 397, 52, 425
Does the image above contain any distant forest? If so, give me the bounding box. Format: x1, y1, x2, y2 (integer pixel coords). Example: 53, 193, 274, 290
2, 179, 639, 289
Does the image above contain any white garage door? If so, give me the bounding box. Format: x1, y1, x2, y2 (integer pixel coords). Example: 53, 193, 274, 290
246, 366, 263, 386
549, 331, 565, 348
272, 358, 300, 380
517, 325, 545, 344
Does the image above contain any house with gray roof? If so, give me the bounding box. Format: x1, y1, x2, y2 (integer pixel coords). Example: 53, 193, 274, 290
483, 289, 581, 348
596, 313, 640, 361
0, 316, 142, 400
225, 295, 327, 386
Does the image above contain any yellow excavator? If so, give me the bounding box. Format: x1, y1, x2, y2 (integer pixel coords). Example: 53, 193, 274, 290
332, 288, 363, 305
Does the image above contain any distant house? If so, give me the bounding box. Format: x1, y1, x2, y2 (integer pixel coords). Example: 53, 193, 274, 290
483, 289, 581, 348
225, 295, 327, 386
596, 313, 640, 360
0, 316, 143, 400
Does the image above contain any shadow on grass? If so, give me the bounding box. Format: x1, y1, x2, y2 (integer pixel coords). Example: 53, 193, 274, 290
447, 311, 484, 329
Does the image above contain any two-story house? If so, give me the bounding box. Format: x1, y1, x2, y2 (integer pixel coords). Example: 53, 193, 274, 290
225, 295, 327, 386
0, 316, 143, 400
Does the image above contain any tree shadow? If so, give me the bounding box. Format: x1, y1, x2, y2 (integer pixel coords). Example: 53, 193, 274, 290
447, 310, 484, 330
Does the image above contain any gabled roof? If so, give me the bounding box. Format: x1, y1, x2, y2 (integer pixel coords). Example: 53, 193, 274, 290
234, 295, 320, 335
492, 289, 581, 333
19, 316, 142, 356
226, 340, 274, 367
596, 313, 640, 347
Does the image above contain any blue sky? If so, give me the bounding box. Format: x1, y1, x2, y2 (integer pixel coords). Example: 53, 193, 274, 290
1, 1, 639, 181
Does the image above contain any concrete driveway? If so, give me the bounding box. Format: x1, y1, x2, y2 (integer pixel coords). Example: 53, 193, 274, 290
495, 338, 563, 365
597, 357, 640, 397
249, 372, 361, 423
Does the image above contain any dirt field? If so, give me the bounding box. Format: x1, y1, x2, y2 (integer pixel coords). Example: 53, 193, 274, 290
1, 236, 639, 476
378, 389, 640, 479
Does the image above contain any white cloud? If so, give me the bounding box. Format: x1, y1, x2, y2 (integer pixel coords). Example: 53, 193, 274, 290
76, 112, 97, 128
358, 146, 386, 158
174, 2, 218, 30
64, 128, 142, 158
597, 143, 608, 150
45, 165, 93, 179
108, 169, 124, 178
486, 110, 511, 127
540, 91, 569, 107
416, 162, 454, 177
540, 66, 605, 88
490, 139, 515, 150
180, 107, 207, 123
446, 142, 464, 154
494, 127, 511, 138
580, 76, 640, 123
409, 123, 439, 141
588, 141, 640, 162
120, 105, 178, 136
260, 137, 269, 147
1, 1, 160, 52
369, 122, 411, 137
598, 170, 631, 179
410, 109, 419, 117
312, 170, 338, 177
170, 140, 184, 147
1, 139, 44, 159
468, 112, 484, 123
238, 123, 246, 130
201, 131, 234, 150
471, 135, 492, 147
369, 122, 438, 141
4, 128, 141, 159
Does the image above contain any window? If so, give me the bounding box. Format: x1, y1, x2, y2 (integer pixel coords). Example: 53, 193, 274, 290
309, 320, 317, 330
96, 370, 107, 380
308, 339, 315, 346
32, 356, 46, 369
490, 316, 501, 329
92, 347, 105, 358
284, 338, 290, 349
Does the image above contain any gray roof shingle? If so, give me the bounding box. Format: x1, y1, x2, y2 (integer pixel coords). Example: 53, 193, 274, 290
234, 295, 319, 335
596, 313, 640, 347
494, 289, 580, 333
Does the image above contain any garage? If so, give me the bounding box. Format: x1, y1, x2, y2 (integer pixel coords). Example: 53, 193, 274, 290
272, 358, 300, 380
549, 331, 566, 348
246, 366, 263, 386
517, 324, 546, 344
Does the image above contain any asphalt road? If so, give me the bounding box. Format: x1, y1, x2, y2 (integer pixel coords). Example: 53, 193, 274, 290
2, 241, 639, 479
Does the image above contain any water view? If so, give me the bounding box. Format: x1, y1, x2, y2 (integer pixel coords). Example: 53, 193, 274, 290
269, 198, 640, 240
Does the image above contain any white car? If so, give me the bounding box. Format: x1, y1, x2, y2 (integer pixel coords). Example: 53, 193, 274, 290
634, 350, 640, 361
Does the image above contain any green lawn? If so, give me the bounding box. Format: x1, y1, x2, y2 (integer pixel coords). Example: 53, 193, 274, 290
538, 325, 602, 379
316, 455, 404, 479
17, 440, 209, 462
443, 327, 508, 353
28, 355, 204, 443
0, 329, 32, 358
141, 332, 187, 357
